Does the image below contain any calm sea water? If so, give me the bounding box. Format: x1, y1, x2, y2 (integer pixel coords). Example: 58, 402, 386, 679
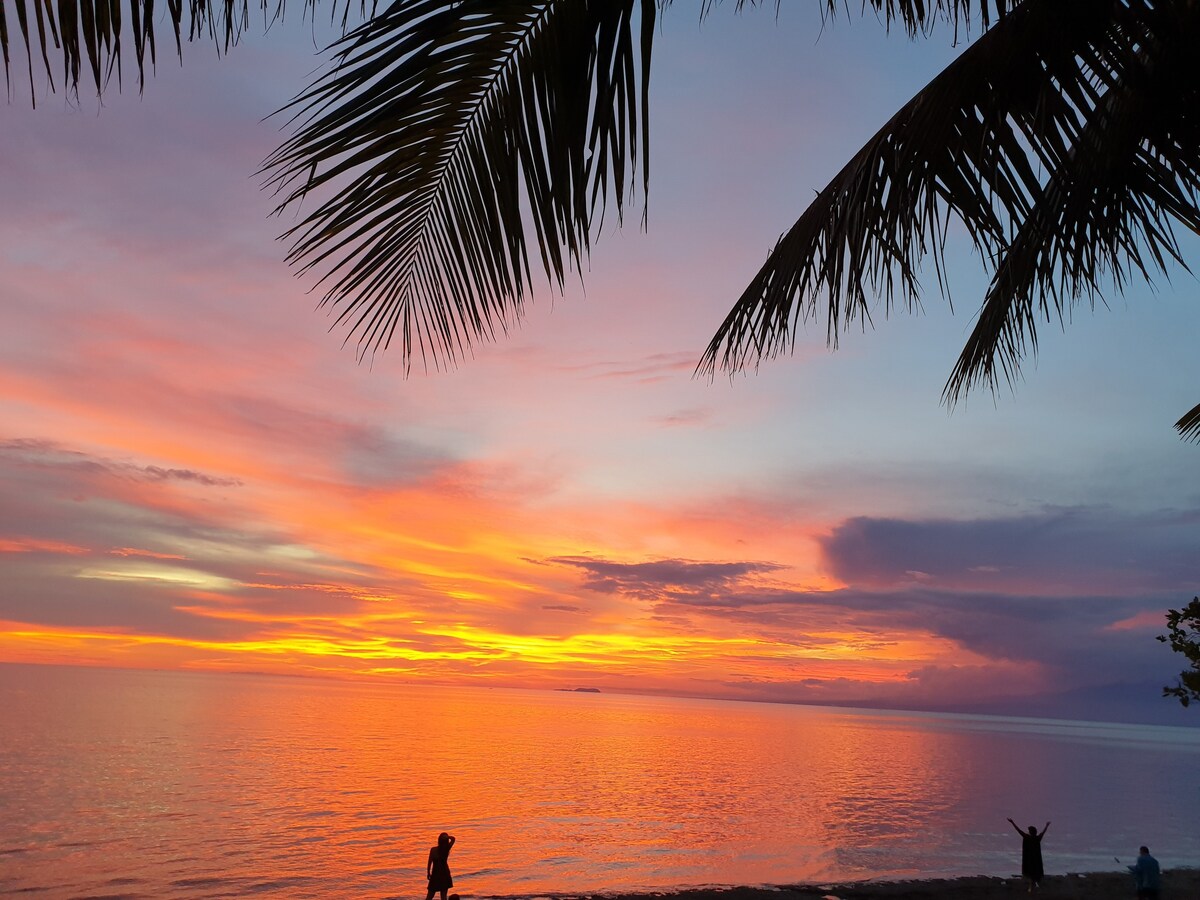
1, 664, 1198, 898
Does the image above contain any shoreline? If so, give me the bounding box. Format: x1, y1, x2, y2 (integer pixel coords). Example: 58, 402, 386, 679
515, 868, 1200, 900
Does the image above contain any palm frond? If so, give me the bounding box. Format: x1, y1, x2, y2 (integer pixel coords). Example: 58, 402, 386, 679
1178, 402, 1200, 442
946, 2, 1200, 400
263, 0, 654, 370
0, 1, 369, 102
825, 1, 1015, 36
700, 0, 1199, 423
699, 0, 1073, 374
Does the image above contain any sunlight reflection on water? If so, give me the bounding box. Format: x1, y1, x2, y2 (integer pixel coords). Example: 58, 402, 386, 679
1, 665, 1197, 898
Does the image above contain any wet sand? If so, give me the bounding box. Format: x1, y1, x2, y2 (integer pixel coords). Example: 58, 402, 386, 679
572, 869, 1199, 900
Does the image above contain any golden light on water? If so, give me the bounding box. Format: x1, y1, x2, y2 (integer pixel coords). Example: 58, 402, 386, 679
4, 663, 1198, 898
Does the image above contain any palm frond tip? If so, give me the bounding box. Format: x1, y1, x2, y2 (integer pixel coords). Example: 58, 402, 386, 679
1177, 402, 1200, 443
263, 0, 655, 370
0, 1, 372, 102
701, 0, 1200, 418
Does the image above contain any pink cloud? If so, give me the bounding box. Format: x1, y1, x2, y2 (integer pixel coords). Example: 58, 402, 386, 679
0, 537, 90, 555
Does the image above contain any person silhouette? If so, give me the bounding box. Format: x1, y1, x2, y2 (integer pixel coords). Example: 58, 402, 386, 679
1127, 846, 1161, 900
425, 832, 455, 900
1008, 818, 1050, 892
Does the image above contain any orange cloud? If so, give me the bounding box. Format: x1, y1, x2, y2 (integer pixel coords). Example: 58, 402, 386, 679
110, 547, 188, 560
0, 537, 90, 554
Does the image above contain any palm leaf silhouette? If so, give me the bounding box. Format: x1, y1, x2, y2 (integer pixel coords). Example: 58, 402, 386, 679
0, 1, 318, 100
700, 0, 1200, 439
262, 0, 654, 369
1177, 402, 1200, 442
2, 1, 1197, 438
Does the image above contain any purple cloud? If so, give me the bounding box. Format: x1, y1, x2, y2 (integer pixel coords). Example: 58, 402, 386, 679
549, 556, 782, 601
819, 508, 1200, 595
1, 439, 242, 488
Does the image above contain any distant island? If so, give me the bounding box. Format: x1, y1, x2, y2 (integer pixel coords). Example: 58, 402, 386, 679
556, 687, 601, 693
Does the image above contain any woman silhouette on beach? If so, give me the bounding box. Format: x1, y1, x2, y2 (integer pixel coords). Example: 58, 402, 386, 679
1007, 818, 1049, 893
426, 832, 455, 900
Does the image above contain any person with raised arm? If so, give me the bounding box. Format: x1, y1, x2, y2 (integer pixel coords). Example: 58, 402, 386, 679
425, 832, 456, 900
1007, 818, 1050, 893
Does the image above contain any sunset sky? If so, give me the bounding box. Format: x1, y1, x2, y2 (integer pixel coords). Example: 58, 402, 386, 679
2, 6, 1198, 723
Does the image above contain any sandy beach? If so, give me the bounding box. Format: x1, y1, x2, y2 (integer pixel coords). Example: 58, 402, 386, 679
574, 869, 1200, 900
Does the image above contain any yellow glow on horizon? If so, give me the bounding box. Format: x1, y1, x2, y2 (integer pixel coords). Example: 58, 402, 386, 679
0, 609, 992, 699
0, 433, 990, 701
0, 625, 479, 664
370, 555, 545, 599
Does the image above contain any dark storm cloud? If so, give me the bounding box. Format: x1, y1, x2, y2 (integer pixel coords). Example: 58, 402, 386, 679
820, 508, 1200, 594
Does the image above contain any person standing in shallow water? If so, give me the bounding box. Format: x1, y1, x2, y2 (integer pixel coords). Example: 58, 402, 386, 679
1007, 818, 1049, 892
426, 832, 455, 900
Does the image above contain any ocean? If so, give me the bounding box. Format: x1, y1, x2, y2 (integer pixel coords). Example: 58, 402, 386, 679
1, 664, 1197, 898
